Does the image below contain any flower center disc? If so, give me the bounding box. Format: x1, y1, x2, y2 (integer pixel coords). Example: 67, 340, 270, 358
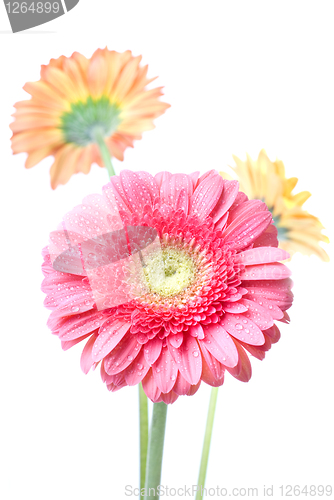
143, 248, 196, 297
60, 96, 121, 146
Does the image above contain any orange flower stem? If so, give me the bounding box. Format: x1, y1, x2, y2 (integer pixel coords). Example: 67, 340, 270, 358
195, 387, 219, 500
91, 126, 116, 178
139, 383, 149, 492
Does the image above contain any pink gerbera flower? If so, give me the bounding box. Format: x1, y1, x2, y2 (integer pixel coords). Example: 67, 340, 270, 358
42, 170, 293, 404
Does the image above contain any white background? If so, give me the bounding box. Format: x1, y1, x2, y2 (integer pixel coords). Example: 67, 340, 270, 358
1, 2, 333, 499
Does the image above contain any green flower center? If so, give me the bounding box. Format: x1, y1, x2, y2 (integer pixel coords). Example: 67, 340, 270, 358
143, 248, 196, 297
59, 96, 121, 146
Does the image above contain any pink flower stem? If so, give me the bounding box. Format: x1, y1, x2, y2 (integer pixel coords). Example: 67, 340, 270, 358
91, 125, 116, 178
195, 387, 219, 500
139, 383, 149, 492
144, 402, 168, 500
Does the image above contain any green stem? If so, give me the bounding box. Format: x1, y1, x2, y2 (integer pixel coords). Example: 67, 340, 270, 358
91, 126, 115, 178
144, 402, 168, 500
195, 388, 219, 500
139, 384, 149, 493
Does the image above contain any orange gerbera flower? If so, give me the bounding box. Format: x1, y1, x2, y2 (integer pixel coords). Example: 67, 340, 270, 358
221, 150, 329, 261
10, 48, 170, 189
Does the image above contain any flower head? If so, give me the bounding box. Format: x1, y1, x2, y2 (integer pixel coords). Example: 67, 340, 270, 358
11, 48, 169, 189
221, 150, 329, 261
42, 170, 293, 404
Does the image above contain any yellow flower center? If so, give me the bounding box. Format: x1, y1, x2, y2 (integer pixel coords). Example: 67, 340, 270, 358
143, 248, 196, 297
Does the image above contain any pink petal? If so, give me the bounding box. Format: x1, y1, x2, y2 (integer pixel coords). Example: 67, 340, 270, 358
229, 191, 248, 211
190, 174, 224, 220
223, 302, 248, 313
263, 324, 281, 343
215, 212, 229, 231
200, 323, 239, 368
160, 173, 193, 207
244, 296, 284, 320
120, 170, 156, 213
58, 309, 105, 341
240, 298, 274, 329
252, 223, 278, 248
169, 335, 202, 385
104, 333, 141, 375
227, 199, 267, 228
104, 176, 132, 215
160, 391, 179, 404
142, 369, 161, 402
239, 263, 292, 281
189, 324, 204, 339
143, 337, 163, 365
135, 171, 160, 201
239, 334, 272, 360
199, 341, 225, 380
221, 313, 265, 346
91, 320, 131, 362
61, 332, 92, 351
223, 211, 272, 251
201, 356, 225, 387
189, 171, 200, 189
80, 333, 98, 374
168, 332, 184, 348
44, 283, 94, 316
225, 340, 252, 382
187, 380, 201, 396
124, 349, 150, 386
152, 346, 178, 393
236, 247, 290, 266
172, 372, 191, 395
242, 278, 293, 306
154, 171, 172, 189
175, 188, 189, 214
211, 180, 239, 223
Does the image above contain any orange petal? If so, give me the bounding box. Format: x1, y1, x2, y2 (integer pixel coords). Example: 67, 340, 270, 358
62, 57, 89, 101
76, 145, 94, 174
23, 81, 69, 111
10, 114, 59, 133
50, 144, 82, 189
11, 128, 63, 153
112, 56, 142, 102
12, 106, 60, 118
25, 146, 54, 168
87, 49, 110, 98
40, 65, 80, 102
118, 119, 155, 134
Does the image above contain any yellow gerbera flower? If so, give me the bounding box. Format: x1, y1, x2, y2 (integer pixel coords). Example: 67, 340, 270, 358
10, 48, 170, 189
220, 149, 329, 261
